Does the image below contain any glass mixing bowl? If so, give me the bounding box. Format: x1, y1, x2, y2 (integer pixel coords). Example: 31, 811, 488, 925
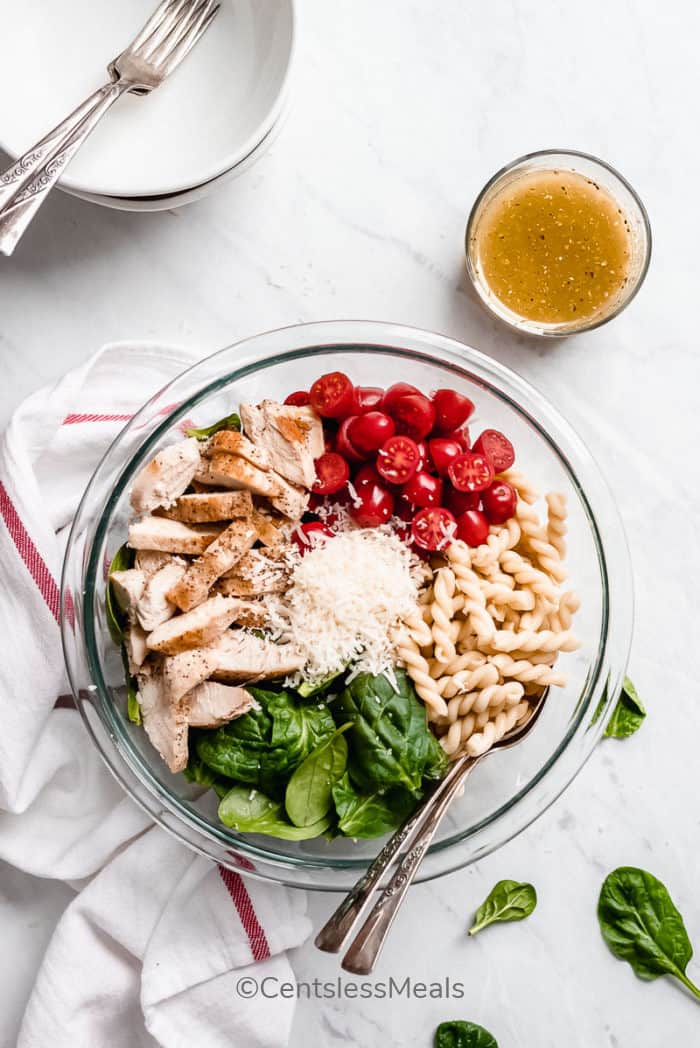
61, 321, 633, 890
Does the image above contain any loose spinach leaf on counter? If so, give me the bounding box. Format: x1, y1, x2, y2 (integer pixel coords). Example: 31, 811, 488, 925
196, 688, 336, 798
333, 669, 448, 796
218, 786, 331, 840
604, 677, 646, 739
331, 773, 416, 838
185, 412, 241, 440
285, 725, 350, 828
598, 867, 700, 1001
435, 1020, 498, 1048
468, 880, 537, 936
106, 544, 134, 645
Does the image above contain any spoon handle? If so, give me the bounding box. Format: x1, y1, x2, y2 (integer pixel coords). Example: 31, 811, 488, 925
341, 758, 479, 975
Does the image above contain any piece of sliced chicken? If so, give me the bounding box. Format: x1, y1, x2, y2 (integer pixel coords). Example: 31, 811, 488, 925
146, 595, 252, 655
240, 401, 324, 488
109, 568, 146, 620
158, 490, 254, 524
269, 474, 309, 521
136, 558, 187, 631
130, 437, 201, 515
185, 681, 254, 728
137, 670, 189, 773
128, 516, 224, 555
195, 453, 282, 498
251, 507, 285, 547
160, 646, 221, 703
167, 519, 259, 612
218, 548, 288, 597
124, 622, 149, 674
210, 630, 304, 683
205, 430, 270, 471
135, 550, 173, 577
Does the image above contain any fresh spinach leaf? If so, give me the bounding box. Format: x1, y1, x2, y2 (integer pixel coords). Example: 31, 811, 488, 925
598, 867, 700, 1001
331, 773, 416, 838
183, 752, 222, 788
106, 544, 134, 645
297, 670, 344, 699
196, 688, 335, 798
185, 413, 241, 440
334, 670, 448, 796
435, 1020, 498, 1048
218, 786, 331, 839
285, 725, 350, 827
118, 645, 141, 725
468, 880, 537, 936
604, 677, 646, 739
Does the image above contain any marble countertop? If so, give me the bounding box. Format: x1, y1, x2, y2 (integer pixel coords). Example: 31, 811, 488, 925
1, 0, 699, 1045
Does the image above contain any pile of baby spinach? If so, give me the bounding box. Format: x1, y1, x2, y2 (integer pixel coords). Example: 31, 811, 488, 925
192, 668, 448, 840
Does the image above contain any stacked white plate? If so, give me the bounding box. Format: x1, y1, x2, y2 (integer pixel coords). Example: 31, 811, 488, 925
0, 0, 295, 211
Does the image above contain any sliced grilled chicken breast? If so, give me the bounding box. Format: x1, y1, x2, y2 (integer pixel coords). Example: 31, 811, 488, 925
160, 646, 221, 703
130, 437, 201, 514
240, 401, 324, 488
135, 550, 173, 576
146, 595, 251, 654
159, 491, 254, 524
210, 631, 304, 683
128, 517, 224, 555
167, 519, 258, 612
205, 430, 270, 470
185, 681, 254, 728
124, 623, 149, 674
218, 548, 288, 597
195, 453, 281, 498
136, 558, 187, 631
269, 475, 309, 521
137, 671, 189, 773
109, 568, 146, 619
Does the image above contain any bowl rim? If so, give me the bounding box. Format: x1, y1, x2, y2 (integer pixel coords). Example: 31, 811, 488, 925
0, 0, 296, 200
61, 320, 634, 887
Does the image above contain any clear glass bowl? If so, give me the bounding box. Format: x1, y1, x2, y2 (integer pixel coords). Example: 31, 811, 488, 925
61, 321, 633, 890
465, 149, 652, 336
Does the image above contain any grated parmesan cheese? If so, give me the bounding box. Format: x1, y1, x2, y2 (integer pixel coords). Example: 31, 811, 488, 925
278, 528, 422, 684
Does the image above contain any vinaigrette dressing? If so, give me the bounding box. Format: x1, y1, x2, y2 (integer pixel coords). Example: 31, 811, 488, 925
471, 169, 632, 325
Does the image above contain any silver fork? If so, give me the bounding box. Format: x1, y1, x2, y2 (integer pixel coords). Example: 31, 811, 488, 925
315, 692, 548, 974
0, 0, 220, 256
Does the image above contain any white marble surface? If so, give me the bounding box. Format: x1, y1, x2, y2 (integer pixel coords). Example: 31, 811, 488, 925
1, 0, 699, 1045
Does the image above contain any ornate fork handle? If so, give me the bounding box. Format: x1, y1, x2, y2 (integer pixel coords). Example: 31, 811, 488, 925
0, 81, 132, 257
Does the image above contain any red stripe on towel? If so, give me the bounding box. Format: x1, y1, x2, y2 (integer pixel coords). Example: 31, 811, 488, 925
218, 866, 271, 962
63, 412, 134, 424
0, 481, 60, 623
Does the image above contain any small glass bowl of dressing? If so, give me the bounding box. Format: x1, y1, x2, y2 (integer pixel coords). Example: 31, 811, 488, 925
465, 149, 651, 336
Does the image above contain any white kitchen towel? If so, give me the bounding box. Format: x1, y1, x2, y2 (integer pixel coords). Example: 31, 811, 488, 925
0, 342, 312, 1048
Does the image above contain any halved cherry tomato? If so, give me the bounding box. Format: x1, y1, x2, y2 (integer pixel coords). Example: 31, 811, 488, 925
431, 389, 475, 434
444, 485, 481, 517
443, 426, 471, 451
456, 509, 490, 546
349, 482, 395, 526
293, 520, 335, 553
482, 480, 517, 524
348, 411, 395, 455
284, 390, 310, 406
400, 470, 443, 508
354, 386, 384, 414
336, 417, 364, 462
390, 393, 436, 440
472, 429, 515, 472
411, 507, 457, 551
428, 437, 462, 476
382, 382, 421, 413
310, 372, 356, 418
448, 451, 495, 493
376, 435, 420, 484
313, 452, 350, 495
353, 463, 383, 489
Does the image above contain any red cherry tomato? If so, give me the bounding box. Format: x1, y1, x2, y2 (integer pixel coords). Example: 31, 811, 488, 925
428, 437, 462, 476
482, 480, 517, 524
390, 393, 437, 440
349, 482, 395, 527
415, 439, 431, 472
354, 386, 384, 413
323, 430, 336, 453
382, 382, 421, 412
310, 372, 356, 419
376, 435, 420, 484
284, 390, 310, 407
456, 509, 490, 546
293, 521, 335, 553
472, 429, 515, 472
448, 451, 495, 493
431, 389, 475, 434
411, 507, 457, 551
443, 426, 471, 451
393, 497, 415, 523
444, 485, 481, 516
353, 463, 383, 489
400, 470, 443, 508
336, 417, 364, 462
313, 452, 350, 495
348, 411, 396, 455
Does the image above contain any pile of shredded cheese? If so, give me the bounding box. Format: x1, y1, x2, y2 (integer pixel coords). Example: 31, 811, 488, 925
279, 528, 423, 684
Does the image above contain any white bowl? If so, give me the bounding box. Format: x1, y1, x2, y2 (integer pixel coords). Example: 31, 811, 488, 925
0, 0, 295, 200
